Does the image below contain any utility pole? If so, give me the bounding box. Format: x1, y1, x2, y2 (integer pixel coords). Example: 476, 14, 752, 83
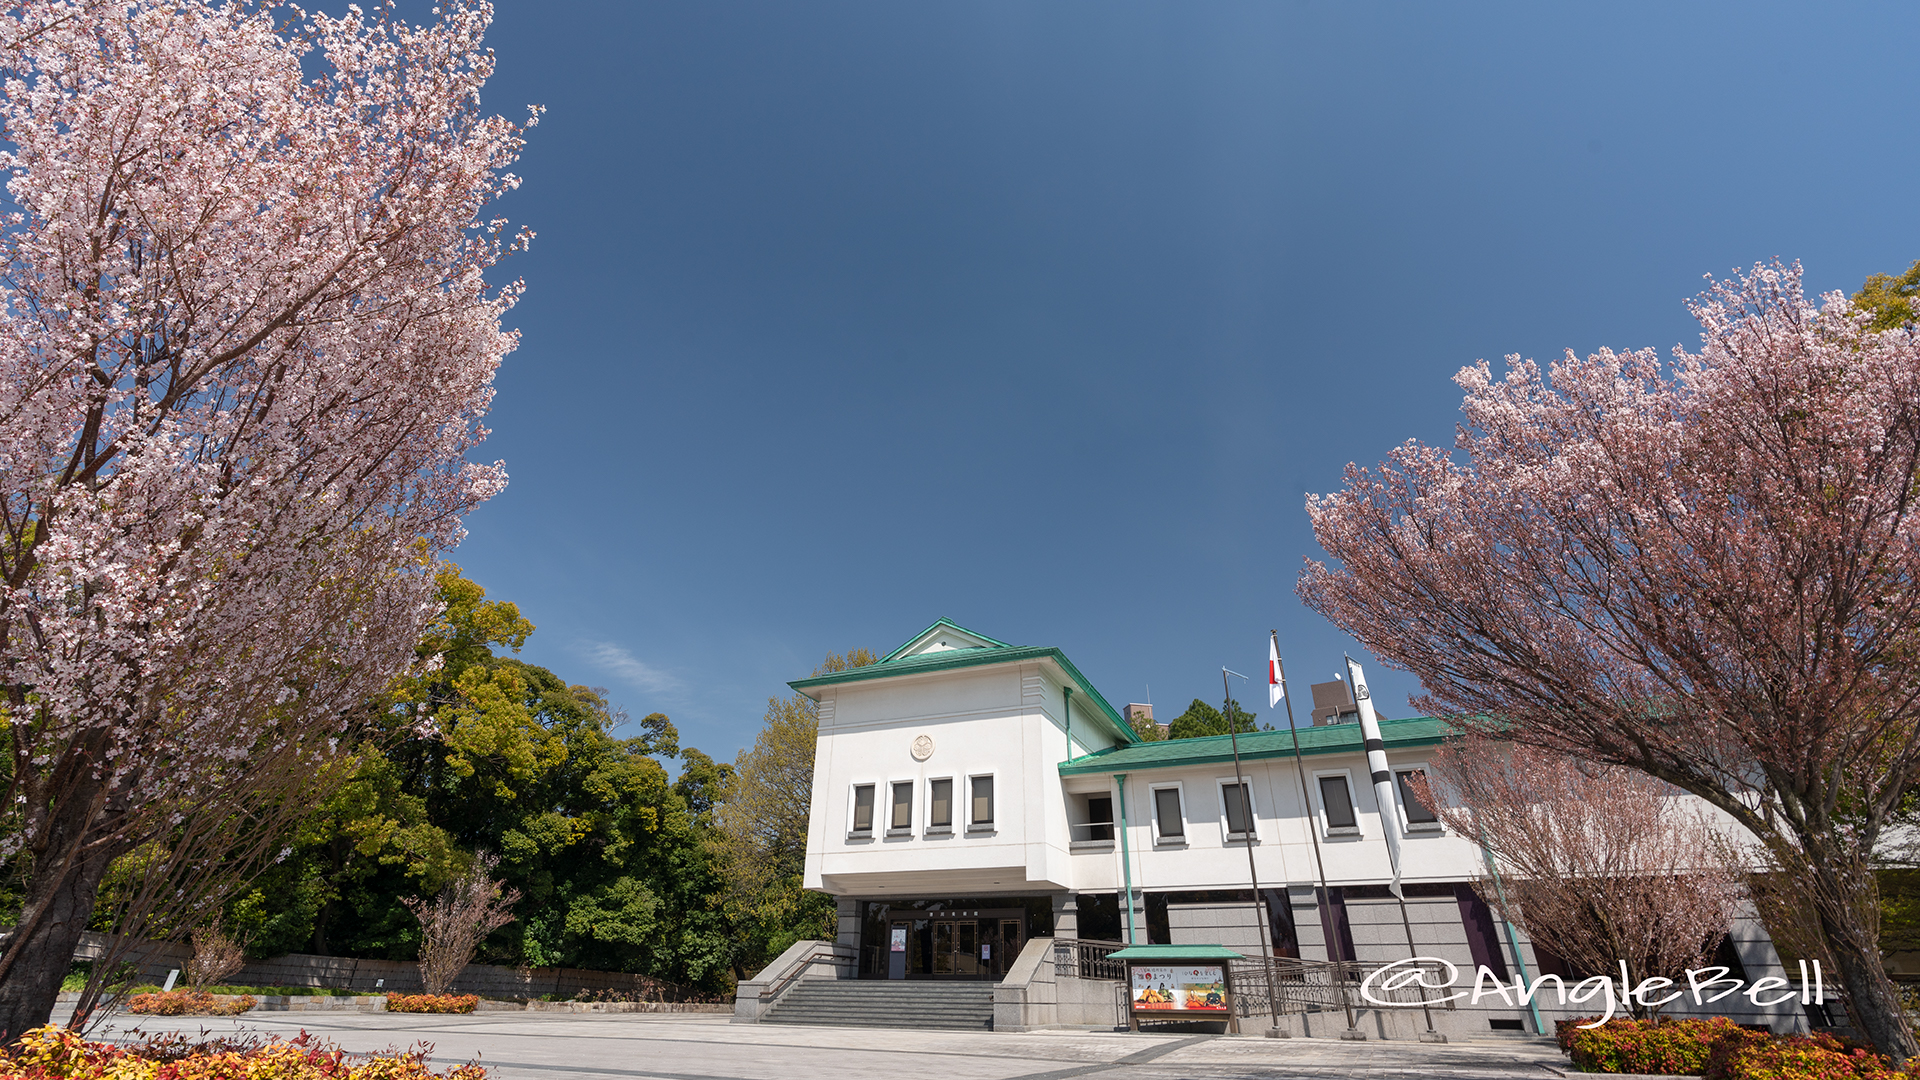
1222, 667, 1282, 1036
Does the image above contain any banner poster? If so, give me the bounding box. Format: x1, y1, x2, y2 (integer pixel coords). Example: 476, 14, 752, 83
1130, 965, 1228, 1012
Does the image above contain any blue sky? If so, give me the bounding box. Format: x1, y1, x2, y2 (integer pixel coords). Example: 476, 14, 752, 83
450, 1, 1920, 763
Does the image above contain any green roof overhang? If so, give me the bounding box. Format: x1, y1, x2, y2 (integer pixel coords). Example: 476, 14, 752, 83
1056, 715, 1450, 776
789, 644, 1138, 746
1107, 944, 1247, 961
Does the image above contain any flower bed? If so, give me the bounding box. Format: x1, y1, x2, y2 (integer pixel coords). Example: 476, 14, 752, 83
1558, 1017, 1917, 1078
385, 993, 480, 1014
125, 990, 257, 1016
0, 1025, 487, 1080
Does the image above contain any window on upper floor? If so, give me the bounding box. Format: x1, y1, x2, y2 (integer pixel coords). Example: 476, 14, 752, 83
851, 784, 875, 835
1153, 785, 1185, 842
890, 780, 913, 832
1221, 780, 1254, 837
1396, 768, 1438, 826
1084, 795, 1113, 841
970, 775, 995, 827
1319, 774, 1358, 832
928, 778, 953, 830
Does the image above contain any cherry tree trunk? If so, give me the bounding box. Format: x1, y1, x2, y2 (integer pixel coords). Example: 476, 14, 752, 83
1815, 877, 1918, 1064
0, 780, 123, 1044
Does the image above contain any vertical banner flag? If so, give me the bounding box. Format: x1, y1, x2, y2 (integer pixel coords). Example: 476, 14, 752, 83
1346, 656, 1406, 899
1269, 634, 1284, 709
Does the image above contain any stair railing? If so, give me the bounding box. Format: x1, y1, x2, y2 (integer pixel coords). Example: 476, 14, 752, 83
757, 949, 855, 1006
1051, 937, 1128, 981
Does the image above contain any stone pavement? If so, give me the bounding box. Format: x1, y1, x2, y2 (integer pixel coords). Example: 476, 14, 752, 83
83, 1011, 1576, 1080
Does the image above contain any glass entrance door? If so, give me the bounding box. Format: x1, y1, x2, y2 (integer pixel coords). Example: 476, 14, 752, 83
992, 918, 1021, 977
931, 920, 982, 977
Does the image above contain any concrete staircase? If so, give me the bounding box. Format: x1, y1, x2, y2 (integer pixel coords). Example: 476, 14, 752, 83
762, 979, 996, 1031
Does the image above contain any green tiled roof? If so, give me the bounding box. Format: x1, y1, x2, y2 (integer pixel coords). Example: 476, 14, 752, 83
789, 620, 1138, 745
877, 618, 1012, 663
1056, 715, 1450, 776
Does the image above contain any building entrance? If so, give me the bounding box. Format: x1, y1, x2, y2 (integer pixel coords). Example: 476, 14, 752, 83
859, 897, 1053, 981
884, 909, 1024, 980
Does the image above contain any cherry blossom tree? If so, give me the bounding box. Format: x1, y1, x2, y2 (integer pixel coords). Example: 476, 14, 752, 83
1299, 262, 1920, 1060
1409, 737, 1746, 1018
0, 0, 532, 1038
405, 851, 519, 997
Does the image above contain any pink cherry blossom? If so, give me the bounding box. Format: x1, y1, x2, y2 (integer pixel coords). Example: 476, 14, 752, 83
0, 0, 530, 1036
1300, 261, 1920, 1060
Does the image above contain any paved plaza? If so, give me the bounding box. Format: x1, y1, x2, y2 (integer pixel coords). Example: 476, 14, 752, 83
83, 1011, 1576, 1080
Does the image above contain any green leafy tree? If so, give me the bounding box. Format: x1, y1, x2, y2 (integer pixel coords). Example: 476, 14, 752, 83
1855, 260, 1920, 332
227, 754, 462, 958
207, 567, 739, 992
1165, 697, 1264, 740
716, 650, 875, 977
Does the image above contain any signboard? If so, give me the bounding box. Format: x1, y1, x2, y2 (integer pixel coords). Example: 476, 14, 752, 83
1130, 965, 1229, 1013
890, 927, 907, 953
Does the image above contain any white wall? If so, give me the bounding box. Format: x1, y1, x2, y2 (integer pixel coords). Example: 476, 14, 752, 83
805, 658, 1122, 897
1067, 750, 1491, 899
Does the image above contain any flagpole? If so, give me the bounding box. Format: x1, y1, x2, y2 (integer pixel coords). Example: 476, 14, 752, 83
1272, 633, 1355, 1034
1345, 654, 1442, 1042
1221, 667, 1280, 1035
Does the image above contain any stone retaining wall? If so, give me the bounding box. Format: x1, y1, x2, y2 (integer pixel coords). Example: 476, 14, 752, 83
54, 991, 727, 1015
71, 934, 715, 1002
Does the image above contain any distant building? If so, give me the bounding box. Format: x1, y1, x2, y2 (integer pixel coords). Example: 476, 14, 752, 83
1309, 678, 1385, 726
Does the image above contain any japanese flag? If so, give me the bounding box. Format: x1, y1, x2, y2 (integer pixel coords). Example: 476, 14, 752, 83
1268, 634, 1284, 709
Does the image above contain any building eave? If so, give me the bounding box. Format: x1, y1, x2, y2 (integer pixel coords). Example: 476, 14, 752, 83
790, 645, 1139, 745
1056, 715, 1450, 775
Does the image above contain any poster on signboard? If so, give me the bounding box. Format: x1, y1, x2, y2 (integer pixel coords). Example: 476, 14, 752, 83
1129, 965, 1228, 1012
1176, 967, 1228, 1011
1130, 966, 1179, 1010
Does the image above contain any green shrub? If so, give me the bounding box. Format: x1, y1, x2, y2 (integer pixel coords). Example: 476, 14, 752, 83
200, 985, 358, 997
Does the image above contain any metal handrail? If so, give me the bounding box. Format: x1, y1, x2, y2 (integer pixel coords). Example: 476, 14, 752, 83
1052, 937, 1128, 981
757, 950, 854, 1002
1228, 955, 1458, 1020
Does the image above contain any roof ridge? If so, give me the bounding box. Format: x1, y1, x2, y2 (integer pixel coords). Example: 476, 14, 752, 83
876, 617, 1015, 664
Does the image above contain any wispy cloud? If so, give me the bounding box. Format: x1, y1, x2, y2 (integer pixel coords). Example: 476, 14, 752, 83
577, 640, 682, 694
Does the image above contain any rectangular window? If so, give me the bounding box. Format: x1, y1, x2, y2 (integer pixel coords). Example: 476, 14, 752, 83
1222, 781, 1253, 836
1085, 795, 1114, 841
928, 778, 953, 829
1154, 787, 1185, 840
852, 784, 875, 834
1319, 775, 1357, 830
970, 775, 994, 826
1455, 884, 1510, 980
1397, 769, 1438, 825
890, 781, 913, 831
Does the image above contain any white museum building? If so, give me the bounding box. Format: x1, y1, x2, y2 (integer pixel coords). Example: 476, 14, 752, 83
747, 618, 1817, 1036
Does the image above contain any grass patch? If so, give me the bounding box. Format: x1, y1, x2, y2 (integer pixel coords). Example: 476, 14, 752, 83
60, 974, 364, 997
